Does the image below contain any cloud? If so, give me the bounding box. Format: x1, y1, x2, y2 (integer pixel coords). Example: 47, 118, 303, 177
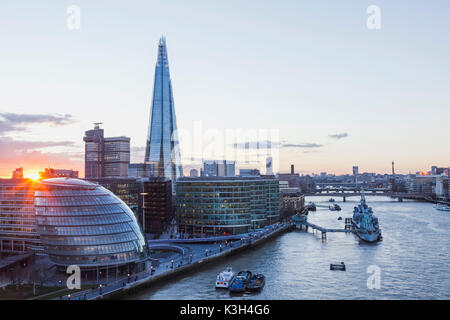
231, 140, 281, 149
0, 113, 76, 134
282, 143, 323, 148
0, 137, 82, 175
231, 140, 322, 149
328, 132, 349, 140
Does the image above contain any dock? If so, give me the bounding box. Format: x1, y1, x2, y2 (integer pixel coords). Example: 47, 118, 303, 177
292, 214, 352, 240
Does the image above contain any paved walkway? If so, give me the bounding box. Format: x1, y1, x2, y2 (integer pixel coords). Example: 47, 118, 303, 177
54, 223, 290, 300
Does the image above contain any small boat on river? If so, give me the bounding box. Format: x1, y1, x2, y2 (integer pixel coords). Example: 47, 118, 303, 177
229, 270, 252, 293
246, 274, 265, 292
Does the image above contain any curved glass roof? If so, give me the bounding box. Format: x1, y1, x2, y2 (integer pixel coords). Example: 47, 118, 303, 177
39, 178, 97, 189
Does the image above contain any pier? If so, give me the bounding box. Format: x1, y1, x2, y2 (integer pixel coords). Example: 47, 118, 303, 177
292, 215, 352, 240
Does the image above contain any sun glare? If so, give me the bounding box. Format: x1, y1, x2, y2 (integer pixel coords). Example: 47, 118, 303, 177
27, 172, 40, 181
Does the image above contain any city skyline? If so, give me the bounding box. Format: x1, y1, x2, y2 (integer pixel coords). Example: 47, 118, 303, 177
1, 1, 450, 178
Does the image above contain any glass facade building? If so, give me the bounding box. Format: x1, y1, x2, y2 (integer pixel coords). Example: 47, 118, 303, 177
34, 178, 148, 271
0, 179, 41, 254
145, 37, 183, 181
176, 176, 280, 236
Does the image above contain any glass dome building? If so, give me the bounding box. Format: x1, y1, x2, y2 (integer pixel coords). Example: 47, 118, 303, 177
34, 178, 148, 274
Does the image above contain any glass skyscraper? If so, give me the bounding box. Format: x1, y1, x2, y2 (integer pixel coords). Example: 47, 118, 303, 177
145, 37, 183, 182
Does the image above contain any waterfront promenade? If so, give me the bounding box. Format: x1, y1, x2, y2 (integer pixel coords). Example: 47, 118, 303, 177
51, 222, 292, 300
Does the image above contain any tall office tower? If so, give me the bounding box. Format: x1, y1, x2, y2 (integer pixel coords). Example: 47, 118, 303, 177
84, 123, 130, 178
203, 160, 235, 177
353, 166, 359, 175
291, 164, 295, 175
144, 37, 183, 181
266, 157, 273, 175
104, 137, 130, 177
84, 123, 104, 178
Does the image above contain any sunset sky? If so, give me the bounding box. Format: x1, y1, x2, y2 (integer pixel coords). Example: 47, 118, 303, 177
1, 1, 449, 178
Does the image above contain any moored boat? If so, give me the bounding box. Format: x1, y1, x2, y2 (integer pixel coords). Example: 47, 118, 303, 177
434, 204, 450, 211
306, 202, 316, 211
352, 191, 382, 243
329, 204, 341, 211
246, 274, 265, 292
229, 270, 252, 293
216, 266, 235, 289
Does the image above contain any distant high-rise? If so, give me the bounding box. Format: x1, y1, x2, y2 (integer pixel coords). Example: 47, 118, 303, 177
144, 37, 183, 182
353, 166, 359, 176
83, 123, 130, 178
202, 160, 235, 177
266, 157, 273, 175
84, 123, 104, 178
189, 169, 199, 177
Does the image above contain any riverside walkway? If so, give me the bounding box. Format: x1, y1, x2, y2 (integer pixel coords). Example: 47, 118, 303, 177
53, 222, 292, 300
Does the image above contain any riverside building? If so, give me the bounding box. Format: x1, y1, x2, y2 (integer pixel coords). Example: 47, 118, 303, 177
34, 178, 148, 275
176, 176, 280, 237
0, 179, 40, 254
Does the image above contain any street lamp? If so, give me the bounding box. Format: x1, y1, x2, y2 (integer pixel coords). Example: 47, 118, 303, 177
140, 192, 149, 233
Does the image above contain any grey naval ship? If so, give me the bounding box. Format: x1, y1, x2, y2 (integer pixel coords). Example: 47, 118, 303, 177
352, 191, 382, 242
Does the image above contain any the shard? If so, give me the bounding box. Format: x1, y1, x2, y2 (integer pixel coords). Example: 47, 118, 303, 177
145, 37, 183, 181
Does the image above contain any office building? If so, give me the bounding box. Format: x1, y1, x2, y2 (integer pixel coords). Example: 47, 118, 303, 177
39, 168, 79, 179
239, 168, 260, 176
176, 176, 280, 236
88, 177, 173, 235
104, 137, 130, 177
83, 123, 104, 179
144, 37, 183, 181
189, 169, 199, 177
34, 178, 148, 274
266, 157, 273, 175
353, 166, 359, 176
280, 187, 305, 220
0, 179, 40, 254
202, 160, 235, 177
11, 168, 24, 180
83, 123, 130, 178
140, 178, 173, 235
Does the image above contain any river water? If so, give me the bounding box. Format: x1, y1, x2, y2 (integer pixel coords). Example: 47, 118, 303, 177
127, 197, 450, 300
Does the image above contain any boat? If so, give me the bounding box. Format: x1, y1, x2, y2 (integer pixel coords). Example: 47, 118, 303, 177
329, 204, 341, 211
434, 204, 450, 211
329, 198, 335, 202
246, 274, 265, 292
306, 202, 316, 211
337, 216, 342, 220
229, 270, 252, 293
215, 266, 235, 289
352, 191, 382, 243
330, 262, 346, 271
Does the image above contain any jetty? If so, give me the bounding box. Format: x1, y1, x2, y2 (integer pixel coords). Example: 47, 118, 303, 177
292, 214, 352, 240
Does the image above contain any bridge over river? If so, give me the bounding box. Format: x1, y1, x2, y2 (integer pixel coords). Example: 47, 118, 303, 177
304, 191, 427, 202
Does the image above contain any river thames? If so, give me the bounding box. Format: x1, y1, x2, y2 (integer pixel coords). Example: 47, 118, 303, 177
127, 196, 450, 300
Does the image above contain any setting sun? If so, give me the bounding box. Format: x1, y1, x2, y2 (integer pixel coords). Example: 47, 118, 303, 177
27, 172, 40, 181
